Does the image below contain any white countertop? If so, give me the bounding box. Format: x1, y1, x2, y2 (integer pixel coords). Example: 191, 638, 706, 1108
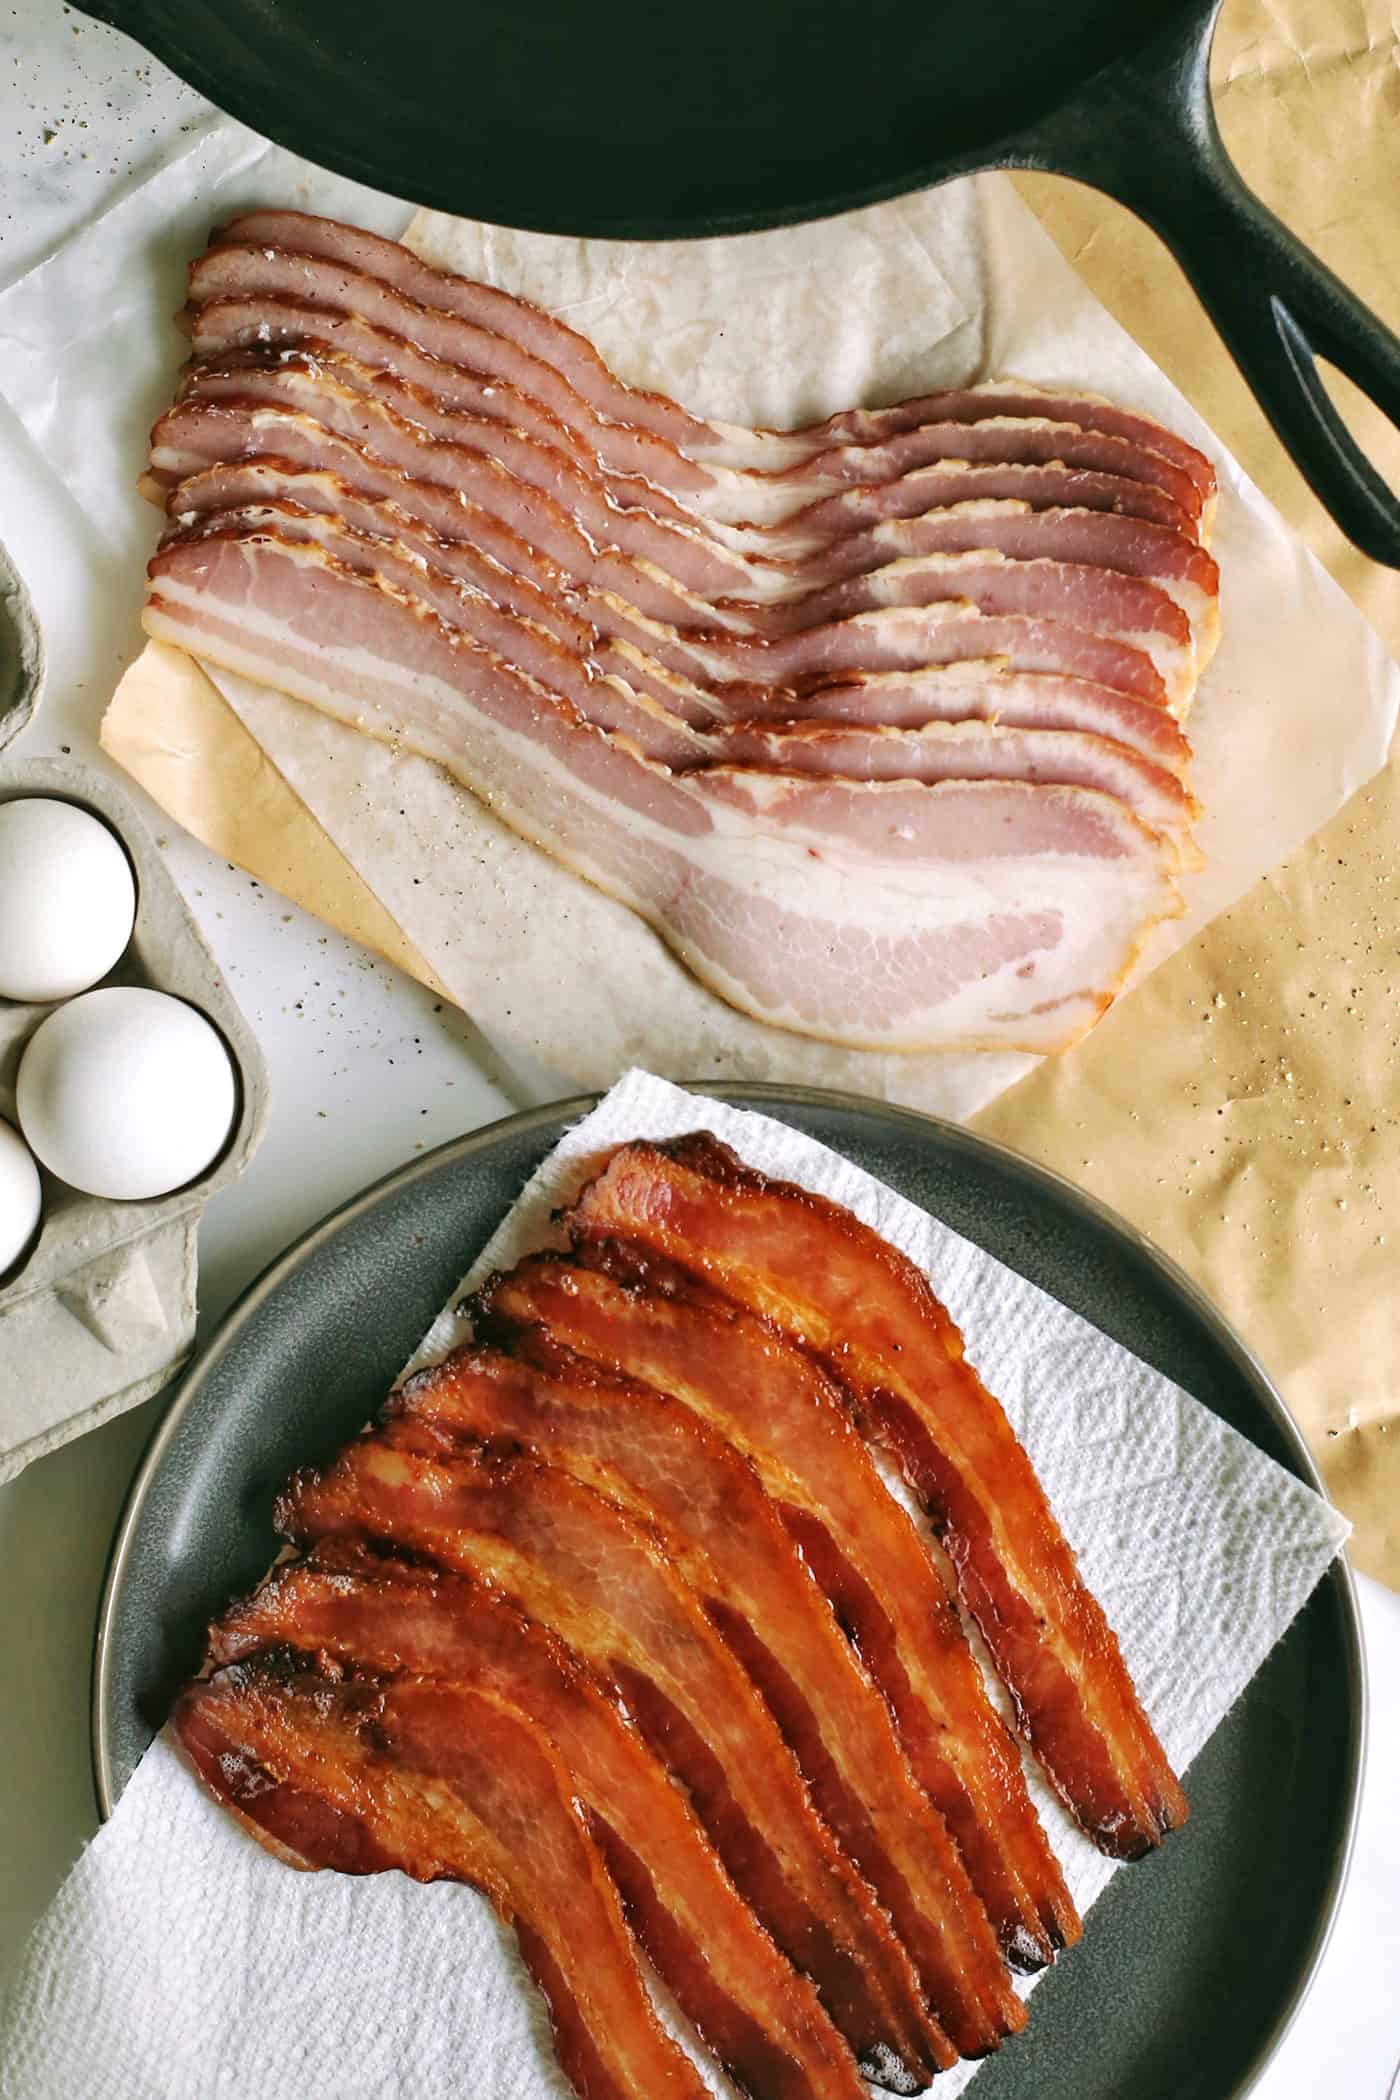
0, 7, 1395, 2093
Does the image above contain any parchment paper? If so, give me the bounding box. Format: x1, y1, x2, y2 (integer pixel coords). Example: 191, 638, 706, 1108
85, 157, 1398, 1117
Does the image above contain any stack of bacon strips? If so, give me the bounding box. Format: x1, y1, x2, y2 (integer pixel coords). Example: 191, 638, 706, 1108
142, 211, 1220, 1055
177, 1132, 1188, 2100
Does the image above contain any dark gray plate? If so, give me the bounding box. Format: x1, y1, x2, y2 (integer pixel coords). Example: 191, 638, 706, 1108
93, 1084, 1364, 2100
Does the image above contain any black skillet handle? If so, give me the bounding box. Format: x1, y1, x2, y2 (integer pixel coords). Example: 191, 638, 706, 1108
1011, 1, 1400, 567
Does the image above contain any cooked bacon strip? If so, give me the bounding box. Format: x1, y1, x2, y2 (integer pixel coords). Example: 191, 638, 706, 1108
213, 1551, 871, 2100
569, 1137, 1190, 1859
175, 1663, 711, 2100
476, 1256, 1079, 1972
145, 533, 1183, 1054
278, 1437, 951, 2083
198, 218, 1214, 534
392, 1339, 1022, 2051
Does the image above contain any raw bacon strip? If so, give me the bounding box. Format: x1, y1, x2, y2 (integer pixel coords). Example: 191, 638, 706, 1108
787, 503, 1219, 663
819, 383, 1216, 509
183, 312, 1210, 620
200, 216, 726, 491
175, 1663, 711, 2100
198, 217, 1213, 528
179, 346, 1217, 662
181, 320, 704, 530
789, 666, 1191, 765
144, 534, 1183, 1054
709, 721, 1199, 865
713, 553, 1194, 710
154, 386, 1183, 708
570, 1137, 1190, 1859
153, 443, 1172, 709
725, 419, 1204, 532
164, 464, 1197, 768
170, 505, 711, 768
393, 1340, 1023, 2049
213, 1551, 871, 2100
157, 363, 762, 609
160, 452, 739, 728
169, 503, 1193, 847
174, 303, 1200, 574
475, 1256, 1079, 1973
174, 358, 1197, 698
179, 338, 1217, 670
279, 1437, 952, 2083
757, 458, 1200, 556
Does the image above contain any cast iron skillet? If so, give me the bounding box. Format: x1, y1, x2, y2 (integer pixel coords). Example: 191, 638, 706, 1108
93, 1086, 1363, 2100
76, 0, 1400, 565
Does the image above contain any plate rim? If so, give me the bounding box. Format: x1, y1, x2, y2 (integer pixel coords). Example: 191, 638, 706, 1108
90, 1080, 1368, 2100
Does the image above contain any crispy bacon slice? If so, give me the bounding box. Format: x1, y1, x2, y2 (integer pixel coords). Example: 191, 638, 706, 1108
392, 1340, 1022, 2052
475, 1256, 1078, 1970
174, 1663, 711, 2100
568, 1137, 1189, 1859
212, 1551, 871, 2100
278, 1437, 951, 2084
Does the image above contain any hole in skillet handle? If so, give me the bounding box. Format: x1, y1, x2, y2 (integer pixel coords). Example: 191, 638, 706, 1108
997, 0, 1400, 568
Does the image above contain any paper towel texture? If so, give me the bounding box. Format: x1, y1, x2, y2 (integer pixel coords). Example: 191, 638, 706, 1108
0, 1073, 1349, 2100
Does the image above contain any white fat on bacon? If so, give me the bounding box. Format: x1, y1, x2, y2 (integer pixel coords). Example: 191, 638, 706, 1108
143, 211, 1219, 1054
145, 533, 1181, 1053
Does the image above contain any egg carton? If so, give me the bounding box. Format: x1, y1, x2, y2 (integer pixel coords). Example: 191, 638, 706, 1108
0, 565, 269, 1478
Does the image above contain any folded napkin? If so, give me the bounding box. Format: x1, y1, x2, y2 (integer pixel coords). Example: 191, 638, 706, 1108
0, 1073, 1350, 2100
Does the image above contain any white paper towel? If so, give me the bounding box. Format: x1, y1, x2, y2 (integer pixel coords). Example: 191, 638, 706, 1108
0, 1072, 1351, 2100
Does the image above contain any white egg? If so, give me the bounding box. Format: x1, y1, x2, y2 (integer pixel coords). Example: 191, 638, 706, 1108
0, 1117, 42, 1274
16, 987, 237, 1201
0, 796, 138, 1004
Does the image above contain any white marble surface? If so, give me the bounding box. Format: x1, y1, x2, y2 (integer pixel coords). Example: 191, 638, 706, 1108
0, 6, 1394, 2095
